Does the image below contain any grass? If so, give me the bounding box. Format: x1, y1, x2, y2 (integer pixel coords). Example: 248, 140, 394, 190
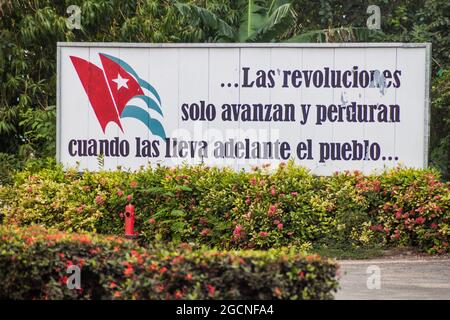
313, 245, 386, 260
313, 244, 432, 260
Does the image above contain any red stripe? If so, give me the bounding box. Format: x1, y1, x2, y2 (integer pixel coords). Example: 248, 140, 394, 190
70, 56, 123, 132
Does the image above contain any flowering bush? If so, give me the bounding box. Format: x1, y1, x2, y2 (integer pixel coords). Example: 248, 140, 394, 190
1, 162, 449, 253
360, 169, 450, 253
0, 225, 338, 300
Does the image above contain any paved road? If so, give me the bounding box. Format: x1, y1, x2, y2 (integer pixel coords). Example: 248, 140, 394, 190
335, 256, 450, 300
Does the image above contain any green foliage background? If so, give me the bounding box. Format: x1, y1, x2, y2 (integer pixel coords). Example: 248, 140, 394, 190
0, 0, 448, 177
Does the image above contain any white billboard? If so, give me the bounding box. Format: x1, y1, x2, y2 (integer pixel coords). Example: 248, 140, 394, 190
57, 43, 431, 174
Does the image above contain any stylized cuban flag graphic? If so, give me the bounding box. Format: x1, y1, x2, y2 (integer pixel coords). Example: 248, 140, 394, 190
70, 53, 166, 139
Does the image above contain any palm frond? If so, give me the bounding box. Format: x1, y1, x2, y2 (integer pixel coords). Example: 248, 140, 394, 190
247, 3, 293, 42
174, 3, 235, 40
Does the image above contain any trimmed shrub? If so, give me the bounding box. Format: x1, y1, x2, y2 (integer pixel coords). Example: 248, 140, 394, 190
358, 169, 450, 253
0, 225, 338, 300
1, 162, 449, 252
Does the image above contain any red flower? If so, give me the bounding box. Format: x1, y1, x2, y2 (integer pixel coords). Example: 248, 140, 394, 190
290, 192, 298, 197
416, 217, 426, 224
185, 273, 193, 281
95, 195, 105, 206
149, 218, 156, 224
114, 291, 121, 298
273, 219, 280, 225
395, 208, 403, 220
277, 223, 283, 231
369, 225, 383, 231
123, 262, 134, 276
298, 271, 305, 279
174, 290, 183, 299
89, 248, 100, 254
117, 190, 124, 197
233, 225, 242, 236
126, 194, 133, 202
250, 177, 257, 186
268, 205, 277, 217
159, 267, 168, 274
259, 231, 269, 237
109, 282, 117, 289
274, 287, 282, 297
372, 180, 381, 192
245, 197, 251, 205
392, 231, 400, 239
155, 284, 165, 293
431, 223, 438, 229
130, 181, 138, 188
200, 228, 211, 236
131, 250, 139, 257
171, 256, 184, 265
124, 265, 134, 276
270, 187, 277, 196
416, 207, 425, 214
207, 284, 215, 297
232, 224, 245, 242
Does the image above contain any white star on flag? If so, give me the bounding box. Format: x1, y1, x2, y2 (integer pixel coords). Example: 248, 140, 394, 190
112, 73, 129, 90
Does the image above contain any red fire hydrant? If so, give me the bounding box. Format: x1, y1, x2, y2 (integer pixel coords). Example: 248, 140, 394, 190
124, 204, 137, 239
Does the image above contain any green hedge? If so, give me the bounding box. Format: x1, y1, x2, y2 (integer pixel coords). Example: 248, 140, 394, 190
0, 225, 338, 300
1, 162, 449, 253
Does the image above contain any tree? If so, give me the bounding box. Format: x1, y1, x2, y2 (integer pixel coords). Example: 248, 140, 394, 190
173, 0, 376, 43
